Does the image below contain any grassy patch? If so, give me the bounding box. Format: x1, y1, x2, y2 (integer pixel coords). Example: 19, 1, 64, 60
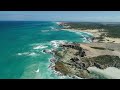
63, 22, 120, 38
90, 46, 114, 51
82, 55, 120, 69
92, 55, 120, 65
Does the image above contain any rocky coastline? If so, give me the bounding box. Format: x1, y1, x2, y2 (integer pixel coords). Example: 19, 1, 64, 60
44, 22, 120, 79
53, 42, 120, 79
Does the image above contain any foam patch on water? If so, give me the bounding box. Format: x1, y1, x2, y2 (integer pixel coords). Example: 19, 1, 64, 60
62, 29, 93, 43
50, 26, 55, 30
20, 64, 40, 79
82, 32, 93, 36
30, 42, 50, 46
29, 52, 37, 56
62, 29, 93, 37
50, 40, 67, 48
33, 45, 48, 50
88, 67, 120, 79
51, 69, 73, 79
41, 30, 50, 32
35, 68, 40, 73
55, 22, 62, 25
76, 32, 92, 43
17, 52, 37, 56
17, 52, 29, 56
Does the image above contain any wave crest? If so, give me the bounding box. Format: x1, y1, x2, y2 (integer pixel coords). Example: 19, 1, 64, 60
17, 52, 37, 56
50, 40, 67, 48
33, 45, 48, 50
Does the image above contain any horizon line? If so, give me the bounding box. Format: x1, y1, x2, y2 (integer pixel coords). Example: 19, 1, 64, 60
0, 21, 120, 22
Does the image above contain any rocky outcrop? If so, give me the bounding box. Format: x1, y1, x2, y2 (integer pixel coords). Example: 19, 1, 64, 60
53, 43, 120, 79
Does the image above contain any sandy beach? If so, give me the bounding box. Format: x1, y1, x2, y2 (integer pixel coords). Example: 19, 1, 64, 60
61, 28, 120, 43
103, 37, 120, 43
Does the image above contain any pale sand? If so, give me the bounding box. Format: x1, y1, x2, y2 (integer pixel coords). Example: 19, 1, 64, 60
62, 29, 120, 43
80, 29, 104, 38
62, 29, 102, 38
103, 37, 120, 43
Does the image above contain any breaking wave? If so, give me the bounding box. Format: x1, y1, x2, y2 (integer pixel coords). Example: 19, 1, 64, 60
41, 30, 50, 32
50, 40, 67, 48
62, 29, 93, 43
55, 22, 62, 25
33, 45, 48, 50
17, 52, 37, 56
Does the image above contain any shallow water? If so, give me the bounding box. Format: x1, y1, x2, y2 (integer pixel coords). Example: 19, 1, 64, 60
0, 21, 93, 79
0, 21, 101, 79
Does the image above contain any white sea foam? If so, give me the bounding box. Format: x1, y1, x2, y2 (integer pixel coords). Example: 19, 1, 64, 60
17, 53, 22, 56
29, 52, 37, 56
17, 52, 29, 56
62, 29, 93, 36
50, 26, 55, 30
51, 69, 75, 79
35, 68, 40, 73
41, 30, 50, 32
33, 45, 48, 50
30, 42, 50, 46
83, 32, 93, 36
17, 52, 37, 56
88, 67, 120, 79
56, 22, 62, 25
50, 40, 67, 48
62, 29, 93, 43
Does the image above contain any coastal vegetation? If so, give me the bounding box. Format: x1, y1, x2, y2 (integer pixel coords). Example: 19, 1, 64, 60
51, 22, 120, 79
63, 22, 120, 38
90, 47, 106, 50
83, 55, 120, 69
52, 42, 120, 79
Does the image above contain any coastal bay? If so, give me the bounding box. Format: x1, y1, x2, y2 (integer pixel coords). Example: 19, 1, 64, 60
61, 22, 120, 43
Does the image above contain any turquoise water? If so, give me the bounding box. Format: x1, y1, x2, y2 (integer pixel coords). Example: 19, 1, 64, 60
0, 21, 92, 79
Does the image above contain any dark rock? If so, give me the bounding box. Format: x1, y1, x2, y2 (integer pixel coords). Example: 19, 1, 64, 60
94, 62, 103, 69
81, 51, 86, 57
55, 61, 70, 75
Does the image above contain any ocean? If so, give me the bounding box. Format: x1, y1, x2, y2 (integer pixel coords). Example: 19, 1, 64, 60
0, 21, 92, 79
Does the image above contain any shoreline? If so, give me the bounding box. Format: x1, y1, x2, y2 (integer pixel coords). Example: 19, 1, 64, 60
61, 28, 101, 43
52, 22, 120, 79
61, 28, 120, 43
53, 42, 120, 79
61, 29, 95, 43
58, 21, 120, 43
61, 29, 94, 36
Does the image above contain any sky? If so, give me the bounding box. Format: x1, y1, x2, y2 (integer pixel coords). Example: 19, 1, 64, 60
0, 11, 120, 22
